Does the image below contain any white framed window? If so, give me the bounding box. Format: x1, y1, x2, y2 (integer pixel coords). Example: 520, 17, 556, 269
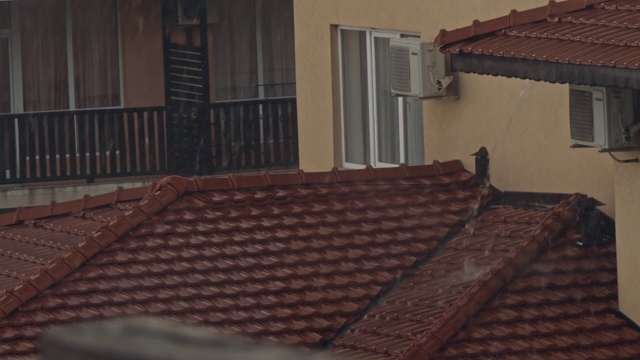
1, 0, 123, 114
339, 27, 424, 168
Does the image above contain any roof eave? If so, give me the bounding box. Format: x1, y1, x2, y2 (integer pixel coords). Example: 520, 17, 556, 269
450, 53, 640, 88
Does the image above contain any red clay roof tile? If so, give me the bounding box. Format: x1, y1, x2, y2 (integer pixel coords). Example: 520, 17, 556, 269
437, 0, 640, 72
0, 162, 484, 357
331, 196, 584, 360
1, 162, 636, 359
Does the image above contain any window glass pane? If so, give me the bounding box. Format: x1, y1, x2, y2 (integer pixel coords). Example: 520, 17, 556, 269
405, 97, 424, 165
374, 36, 400, 164
212, 0, 258, 101
0, 3, 10, 29
258, 0, 295, 98
341, 29, 369, 165
18, 0, 69, 112
71, 0, 121, 108
0, 37, 10, 113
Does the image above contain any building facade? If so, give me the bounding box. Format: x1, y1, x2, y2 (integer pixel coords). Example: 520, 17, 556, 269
293, 0, 615, 216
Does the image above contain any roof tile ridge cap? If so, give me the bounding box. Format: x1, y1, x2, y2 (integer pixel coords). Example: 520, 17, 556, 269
0, 181, 160, 228
0, 175, 186, 320
399, 194, 581, 360
435, 0, 598, 47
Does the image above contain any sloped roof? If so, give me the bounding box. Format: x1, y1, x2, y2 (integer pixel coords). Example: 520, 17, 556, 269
0, 185, 155, 317
0, 161, 637, 360
331, 203, 577, 359
435, 0, 640, 87
433, 239, 639, 359
0, 161, 484, 357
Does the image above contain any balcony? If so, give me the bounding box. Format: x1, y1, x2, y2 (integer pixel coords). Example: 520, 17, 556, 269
0, 97, 298, 185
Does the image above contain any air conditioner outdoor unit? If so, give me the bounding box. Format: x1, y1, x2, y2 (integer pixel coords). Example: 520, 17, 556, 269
389, 38, 457, 99
176, 0, 219, 25
569, 85, 640, 150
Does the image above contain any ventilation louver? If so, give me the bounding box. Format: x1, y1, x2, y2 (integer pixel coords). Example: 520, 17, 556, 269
389, 38, 456, 99
569, 89, 595, 143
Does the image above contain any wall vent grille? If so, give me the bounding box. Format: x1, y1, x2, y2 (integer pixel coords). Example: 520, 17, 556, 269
569, 89, 595, 142
389, 46, 411, 93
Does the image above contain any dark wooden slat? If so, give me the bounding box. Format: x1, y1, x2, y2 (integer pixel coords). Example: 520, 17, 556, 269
168, 58, 202, 69
271, 102, 282, 165
36, 115, 48, 179
107, 111, 117, 175
0, 117, 8, 182
228, 105, 238, 169
26, 116, 37, 179
155, 110, 168, 172
253, 103, 262, 168
115, 111, 127, 175
242, 104, 252, 167
262, 103, 272, 167
213, 106, 223, 169
87, 113, 97, 179
169, 81, 204, 93
47, 115, 58, 178
66, 114, 77, 177
291, 99, 300, 165
97, 112, 108, 176
51, 114, 63, 178
127, 111, 137, 174
137, 110, 147, 173
147, 110, 157, 172
281, 102, 292, 166
168, 49, 202, 62
169, 89, 204, 101
168, 66, 203, 78
8, 117, 17, 180
18, 116, 28, 180
168, 43, 201, 52
77, 113, 88, 177
169, 74, 204, 85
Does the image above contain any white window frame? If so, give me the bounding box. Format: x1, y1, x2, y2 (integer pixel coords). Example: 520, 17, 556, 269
338, 26, 419, 169
3, 0, 125, 114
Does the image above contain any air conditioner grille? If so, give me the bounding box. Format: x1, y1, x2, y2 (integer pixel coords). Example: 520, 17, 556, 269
569, 89, 595, 142
389, 46, 411, 93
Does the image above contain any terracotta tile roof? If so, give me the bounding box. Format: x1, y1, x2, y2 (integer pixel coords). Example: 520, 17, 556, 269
0, 161, 485, 358
435, 0, 640, 69
1, 160, 635, 360
0, 185, 156, 320
330, 198, 579, 360
432, 237, 640, 359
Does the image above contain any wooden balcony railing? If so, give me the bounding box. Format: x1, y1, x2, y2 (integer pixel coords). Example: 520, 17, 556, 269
210, 97, 298, 172
0, 107, 168, 184
0, 97, 298, 185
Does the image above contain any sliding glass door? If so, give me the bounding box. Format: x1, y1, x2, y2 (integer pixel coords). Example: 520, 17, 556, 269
340, 27, 423, 168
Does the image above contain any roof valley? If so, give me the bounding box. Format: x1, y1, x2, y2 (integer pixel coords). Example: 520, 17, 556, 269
330, 195, 581, 359
321, 176, 494, 350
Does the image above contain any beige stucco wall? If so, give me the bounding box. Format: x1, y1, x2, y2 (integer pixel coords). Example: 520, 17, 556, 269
615, 160, 640, 323
294, 0, 614, 215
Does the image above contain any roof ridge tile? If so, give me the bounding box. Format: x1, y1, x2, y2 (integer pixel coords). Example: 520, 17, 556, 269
332, 167, 374, 182
0, 164, 466, 225
399, 194, 581, 360
435, 0, 607, 46
298, 169, 337, 184
0, 183, 158, 228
